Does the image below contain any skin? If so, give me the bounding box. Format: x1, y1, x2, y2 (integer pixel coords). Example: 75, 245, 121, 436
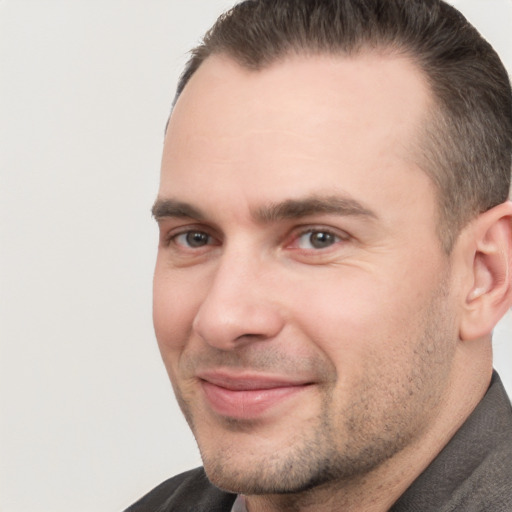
153, 53, 494, 511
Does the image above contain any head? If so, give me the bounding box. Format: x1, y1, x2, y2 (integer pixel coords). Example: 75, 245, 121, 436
153, 0, 512, 506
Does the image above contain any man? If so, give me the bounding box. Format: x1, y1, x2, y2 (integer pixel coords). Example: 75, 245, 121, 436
127, 0, 512, 510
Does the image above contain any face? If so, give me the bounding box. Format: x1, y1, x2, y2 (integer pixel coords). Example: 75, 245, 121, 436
153, 53, 461, 494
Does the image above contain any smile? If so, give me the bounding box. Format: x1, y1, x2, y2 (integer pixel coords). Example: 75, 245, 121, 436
198, 372, 313, 420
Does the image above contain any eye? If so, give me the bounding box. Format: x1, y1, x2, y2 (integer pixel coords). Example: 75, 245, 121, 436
296, 229, 341, 250
174, 230, 213, 248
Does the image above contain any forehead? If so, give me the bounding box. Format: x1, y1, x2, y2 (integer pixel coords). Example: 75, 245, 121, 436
161, 52, 435, 223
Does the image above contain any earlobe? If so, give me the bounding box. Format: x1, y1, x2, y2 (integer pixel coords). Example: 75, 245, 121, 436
459, 201, 512, 341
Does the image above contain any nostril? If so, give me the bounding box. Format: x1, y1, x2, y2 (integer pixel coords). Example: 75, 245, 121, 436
234, 333, 269, 343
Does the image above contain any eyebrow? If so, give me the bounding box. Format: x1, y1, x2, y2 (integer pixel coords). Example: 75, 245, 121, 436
151, 194, 377, 223
152, 199, 206, 221
254, 195, 377, 223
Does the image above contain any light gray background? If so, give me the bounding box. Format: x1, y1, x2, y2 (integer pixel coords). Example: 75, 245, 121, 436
0, 1, 510, 511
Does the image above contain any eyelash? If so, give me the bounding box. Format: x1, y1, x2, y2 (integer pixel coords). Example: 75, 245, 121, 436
163, 227, 218, 249
291, 227, 345, 251
174, 230, 216, 248
164, 225, 348, 253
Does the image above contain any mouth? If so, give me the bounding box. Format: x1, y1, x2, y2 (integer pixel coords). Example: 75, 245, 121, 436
197, 371, 313, 420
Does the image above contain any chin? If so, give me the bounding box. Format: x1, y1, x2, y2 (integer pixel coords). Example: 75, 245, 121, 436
200, 442, 356, 496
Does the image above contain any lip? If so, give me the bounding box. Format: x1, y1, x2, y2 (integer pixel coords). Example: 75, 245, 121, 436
198, 371, 312, 420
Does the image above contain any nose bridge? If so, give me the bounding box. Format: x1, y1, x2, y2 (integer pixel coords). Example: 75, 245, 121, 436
192, 243, 283, 349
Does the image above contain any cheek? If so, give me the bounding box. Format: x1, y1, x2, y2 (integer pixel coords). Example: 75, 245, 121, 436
290, 271, 388, 337
152, 265, 200, 355
287, 267, 436, 372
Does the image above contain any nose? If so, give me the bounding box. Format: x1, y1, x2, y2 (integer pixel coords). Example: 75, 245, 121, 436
192, 251, 285, 350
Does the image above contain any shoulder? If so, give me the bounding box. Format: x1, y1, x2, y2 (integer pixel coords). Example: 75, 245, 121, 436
124, 467, 237, 512
434, 373, 512, 511
392, 372, 512, 512
448, 433, 512, 511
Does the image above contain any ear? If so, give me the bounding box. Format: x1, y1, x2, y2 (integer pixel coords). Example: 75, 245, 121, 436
459, 201, 512, 341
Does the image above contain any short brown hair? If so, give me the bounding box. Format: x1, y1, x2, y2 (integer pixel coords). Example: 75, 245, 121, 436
172, 0, 512, 251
